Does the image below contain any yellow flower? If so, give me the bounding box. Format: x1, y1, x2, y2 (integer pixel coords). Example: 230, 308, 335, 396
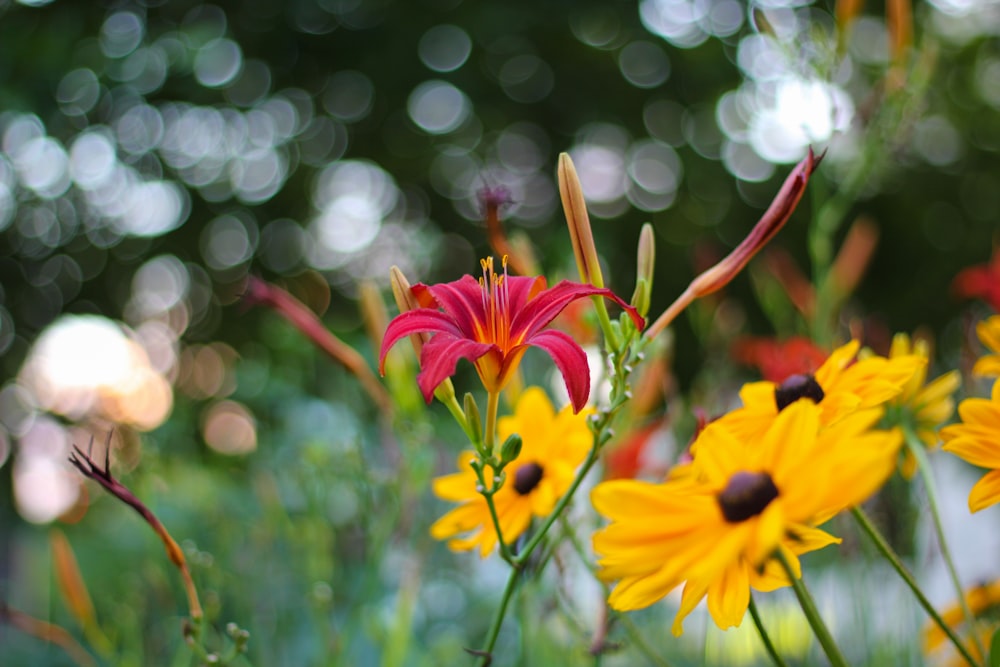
973, 315, 1000, 378
941, 380, 1000, 512
592, 400, 901, 635
430, 386, 592, 556
924, 580, 1000, 667
717, 339, 923, 442
879, 333, 960, 477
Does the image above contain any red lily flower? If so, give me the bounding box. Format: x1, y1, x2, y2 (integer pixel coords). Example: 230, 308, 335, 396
379, 257, 644, 413
731, 335, 828, 383
953, 246, 1000, 312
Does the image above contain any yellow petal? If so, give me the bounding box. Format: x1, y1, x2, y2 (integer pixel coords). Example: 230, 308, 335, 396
672, 578, 710, 636
977, 316, 1000, 352
707, 560, 751, 630
968, 469, 1000, 513
943, 436, 1000, 469
974, 356, 1000, 378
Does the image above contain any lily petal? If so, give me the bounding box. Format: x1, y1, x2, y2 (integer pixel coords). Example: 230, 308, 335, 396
380, 309, 466, 372
420, 276, 487, 337
528, 329, 592, 412
416, 334, 494, 402
512, 281, 644, 340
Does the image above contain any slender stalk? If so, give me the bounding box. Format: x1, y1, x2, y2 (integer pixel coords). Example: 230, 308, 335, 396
904, 426, 987, 661
0, 601, 96, 667
556, 514, 675, 667
748, 595, 789, 667
616, 613, 674, 667
442, 392, 473, 441
473, 405, 608, 659
472, 463, 513, 565
645, 287, 695, 341
850, 506, 981, 667
473, 328, 639, 660
484, 390, 500, 456
475, 565, 521, 667
592, 296, 621, 349
513, 448, 599, 567
774, 550, 848, 667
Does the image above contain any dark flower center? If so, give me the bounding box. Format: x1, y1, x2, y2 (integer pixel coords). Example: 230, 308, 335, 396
717, 471, 779, 523
774, 373, 825, 411
513, 462, 544, 495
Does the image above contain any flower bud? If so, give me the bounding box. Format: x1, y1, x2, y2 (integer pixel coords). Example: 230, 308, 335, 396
464, 392, 484, 450
499, 433, 523, 467
558, 153, 604, 287
646, 149, 819, 340
389, 265, 459, 406
630, 224, 655, 317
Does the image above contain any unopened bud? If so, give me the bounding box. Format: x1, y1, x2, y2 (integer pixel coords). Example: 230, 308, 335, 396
358, 281, 389, 352
630, 224, 655, 317
499, 434, 523, 466
688, 148, 818, 299
646, 149, 820, 340
389, 265, 458, 405
558, 153, 604, 287
835, 0, 863, 54
752, 7, 776, 38
464, 392, 483, 448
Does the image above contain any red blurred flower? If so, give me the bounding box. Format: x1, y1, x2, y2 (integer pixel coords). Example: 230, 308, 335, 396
379, 257, 644, 412
731, 336, 828, 383
604, 418, 667, 480
953, 247, 1000, 312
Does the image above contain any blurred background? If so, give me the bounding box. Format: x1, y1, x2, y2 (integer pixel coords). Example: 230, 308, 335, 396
2, 0, 999, 664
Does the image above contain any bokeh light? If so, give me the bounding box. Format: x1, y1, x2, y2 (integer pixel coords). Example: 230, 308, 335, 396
419, 25, 473, 73
407, 81, 471, 134
18, 315, 173, 430
202, 400, 257, 455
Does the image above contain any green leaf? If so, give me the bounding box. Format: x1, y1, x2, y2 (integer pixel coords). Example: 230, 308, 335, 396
990, 627, 1000, 667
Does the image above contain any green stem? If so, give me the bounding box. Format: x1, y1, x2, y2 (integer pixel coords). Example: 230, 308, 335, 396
484, 390, 500, 456
475, 565, 521, 667
774, 550, 849, 667
473, 432, 600, 658
513, 447, 599, 567
556, 514, 675, 667
473, 330, 639, 660
850, 506, 981, 667
441, 392, 473, 441
472, 463, 513, 565
904, 426, 987, 661
615, 613, 674, 667
592, 296, 619, 349
748, 595, 789, 667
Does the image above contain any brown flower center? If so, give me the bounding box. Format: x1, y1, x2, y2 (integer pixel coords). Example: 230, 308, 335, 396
513, 462, 544, 495
717, 471, 779, 523
774, 373, 825, 411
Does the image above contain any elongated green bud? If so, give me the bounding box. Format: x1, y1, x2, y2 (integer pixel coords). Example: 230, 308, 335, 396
464, 392, 483, 450
499, 433, 523, 467
630, 224, 655, 317
558, 153, 604, 287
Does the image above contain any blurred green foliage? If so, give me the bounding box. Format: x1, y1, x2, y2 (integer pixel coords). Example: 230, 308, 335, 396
2, 0, 1000, 664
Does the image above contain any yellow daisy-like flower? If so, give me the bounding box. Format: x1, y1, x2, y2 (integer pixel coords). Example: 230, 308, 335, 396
883, 333, 960, 477
924, 580, 1000, 667
717, 339, 923, 442
941, 380, 1000, 513
592, 400, 901, 635
973, 315, 1000, 378
430, 386, 592, 557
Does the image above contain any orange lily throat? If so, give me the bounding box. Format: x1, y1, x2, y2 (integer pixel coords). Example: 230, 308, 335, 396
479, 256, 515, 351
